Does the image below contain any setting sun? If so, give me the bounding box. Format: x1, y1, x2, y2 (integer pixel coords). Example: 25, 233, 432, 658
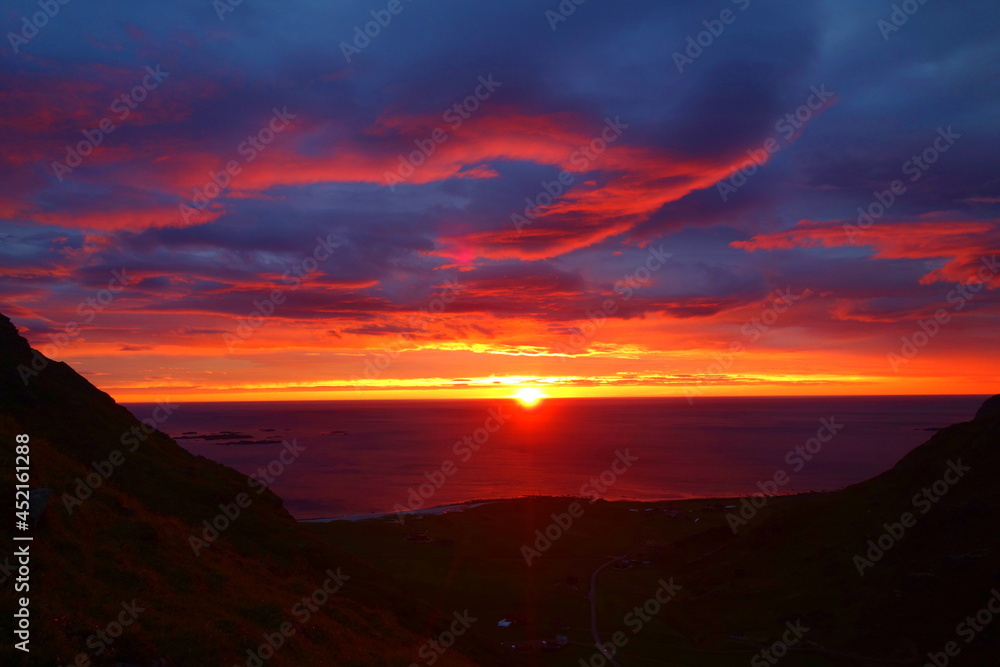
512, 387, 546, 407
3, 0, 997, 664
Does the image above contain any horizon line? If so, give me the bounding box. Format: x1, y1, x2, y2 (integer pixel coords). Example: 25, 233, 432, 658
118, 392, 994, 404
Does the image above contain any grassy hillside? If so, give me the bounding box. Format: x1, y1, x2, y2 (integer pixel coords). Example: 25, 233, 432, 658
0, 313, 508, 666
668, 395, 1000, 663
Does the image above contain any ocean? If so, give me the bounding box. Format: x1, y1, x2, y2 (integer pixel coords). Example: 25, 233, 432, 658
124, 395, 987, 520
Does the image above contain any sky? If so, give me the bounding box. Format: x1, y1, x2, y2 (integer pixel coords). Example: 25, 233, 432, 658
1, 0, 998, 401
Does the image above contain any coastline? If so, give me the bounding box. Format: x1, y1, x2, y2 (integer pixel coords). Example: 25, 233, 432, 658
296, 491, 832, 523
300, 500, 494, 523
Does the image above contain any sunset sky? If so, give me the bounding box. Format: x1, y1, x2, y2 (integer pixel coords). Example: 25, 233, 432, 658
2, 0, 998, 401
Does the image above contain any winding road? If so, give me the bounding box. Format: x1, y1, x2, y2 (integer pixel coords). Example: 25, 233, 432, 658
588, 556, 626, 667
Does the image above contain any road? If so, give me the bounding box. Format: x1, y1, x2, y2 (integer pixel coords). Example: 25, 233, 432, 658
588, 556, 626, 667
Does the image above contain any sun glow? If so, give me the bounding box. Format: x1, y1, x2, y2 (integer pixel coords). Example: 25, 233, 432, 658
512, 386, 546, 407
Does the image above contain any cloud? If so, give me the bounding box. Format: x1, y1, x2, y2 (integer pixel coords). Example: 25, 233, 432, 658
2, 0, 999, 397
732, 218, 1000, 287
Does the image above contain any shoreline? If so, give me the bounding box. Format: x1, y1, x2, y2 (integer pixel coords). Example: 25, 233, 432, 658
300, 500, 494, 523
296, 491, 832, 523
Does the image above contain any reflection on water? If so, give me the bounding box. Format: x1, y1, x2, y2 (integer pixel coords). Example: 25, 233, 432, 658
125, 395, 986, 519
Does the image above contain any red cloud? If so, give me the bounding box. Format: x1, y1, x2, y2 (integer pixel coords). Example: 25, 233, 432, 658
6, 86, 738, 250
733, 218, 1000, 287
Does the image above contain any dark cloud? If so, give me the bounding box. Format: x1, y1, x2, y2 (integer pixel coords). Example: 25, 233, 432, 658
0, 0, 997, 356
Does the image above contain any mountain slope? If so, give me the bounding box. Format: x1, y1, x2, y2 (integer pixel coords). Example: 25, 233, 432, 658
0, 314, 506, 666
668, 394, 1000, 662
